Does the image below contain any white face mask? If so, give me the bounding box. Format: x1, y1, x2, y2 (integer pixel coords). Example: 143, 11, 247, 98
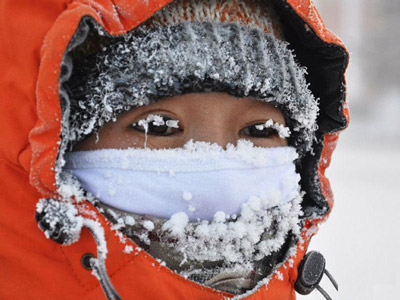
64, 140, 301, 221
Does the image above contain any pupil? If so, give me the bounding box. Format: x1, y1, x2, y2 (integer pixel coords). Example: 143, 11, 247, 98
250, 125, 273, 137
149, 122, 168, 134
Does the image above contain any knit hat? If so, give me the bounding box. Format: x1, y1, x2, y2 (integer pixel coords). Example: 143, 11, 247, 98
65, 0, 318, 155
149, 0, 285, 39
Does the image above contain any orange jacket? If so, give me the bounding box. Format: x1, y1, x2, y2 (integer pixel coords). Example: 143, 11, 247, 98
0, 0, 349, 299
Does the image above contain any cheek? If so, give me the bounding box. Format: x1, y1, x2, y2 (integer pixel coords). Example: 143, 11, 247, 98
74, 124, 137, 150
103, 129, 147, 149
126, 128, 187, 149
250, 137, 288, 148
146, 137, 186, 149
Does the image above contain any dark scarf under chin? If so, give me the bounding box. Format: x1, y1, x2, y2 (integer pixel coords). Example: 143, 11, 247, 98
97, 198, 302, 295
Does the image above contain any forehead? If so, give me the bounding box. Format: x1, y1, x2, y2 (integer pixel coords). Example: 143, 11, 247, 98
114, 92, 286, 124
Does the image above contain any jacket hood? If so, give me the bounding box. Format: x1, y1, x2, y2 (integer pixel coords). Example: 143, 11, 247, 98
30, 0, 349, 218
0, 0, 349, 299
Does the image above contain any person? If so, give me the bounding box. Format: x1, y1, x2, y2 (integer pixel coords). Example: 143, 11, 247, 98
0, 0, 349, 299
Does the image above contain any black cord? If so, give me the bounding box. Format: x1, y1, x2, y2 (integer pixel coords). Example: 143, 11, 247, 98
324, 269, 339, 291
316, 285, 332, 300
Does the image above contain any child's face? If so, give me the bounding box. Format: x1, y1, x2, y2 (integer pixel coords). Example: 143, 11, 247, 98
75, 92, 288, 151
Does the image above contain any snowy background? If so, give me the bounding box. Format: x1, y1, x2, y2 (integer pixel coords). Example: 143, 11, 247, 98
298, 0, 400, 299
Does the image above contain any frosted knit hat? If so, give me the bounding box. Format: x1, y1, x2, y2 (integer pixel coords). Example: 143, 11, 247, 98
65, 0, 319, 155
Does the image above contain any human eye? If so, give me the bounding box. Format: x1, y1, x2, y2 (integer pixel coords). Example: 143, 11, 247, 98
239, 123, 278, 138
131, 114, 180, 136
238, 120, 290, 139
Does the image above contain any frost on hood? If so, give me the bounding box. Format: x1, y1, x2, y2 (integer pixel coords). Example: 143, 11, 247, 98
65, 21, 319, 158
36, 198, 83, 245
36, 198, 107, 260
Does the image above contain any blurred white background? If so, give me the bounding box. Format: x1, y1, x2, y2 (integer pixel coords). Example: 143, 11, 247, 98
298, 0, 400, 300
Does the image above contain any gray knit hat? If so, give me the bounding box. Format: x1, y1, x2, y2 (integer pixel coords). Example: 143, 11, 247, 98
66, 0, 318, 155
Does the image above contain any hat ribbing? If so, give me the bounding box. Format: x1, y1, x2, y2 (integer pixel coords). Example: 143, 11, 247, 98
150, 0, 285, 40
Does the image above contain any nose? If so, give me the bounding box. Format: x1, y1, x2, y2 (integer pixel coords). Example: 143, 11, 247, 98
184, 114, 237, 148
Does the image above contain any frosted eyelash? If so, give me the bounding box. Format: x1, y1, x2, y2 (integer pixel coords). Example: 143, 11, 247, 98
255, 119, 291, 139
134, 114, 180, 128
133, 114, 180, 148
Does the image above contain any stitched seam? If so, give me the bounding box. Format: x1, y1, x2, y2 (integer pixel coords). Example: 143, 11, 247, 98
60, 246, 92, 292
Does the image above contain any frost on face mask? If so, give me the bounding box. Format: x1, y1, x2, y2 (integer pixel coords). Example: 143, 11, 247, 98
64, 140, 301, 220
67, 140, 304, 294
160, 193, 303, 264
98, 191, 303, 294
36, 198, 108, 260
